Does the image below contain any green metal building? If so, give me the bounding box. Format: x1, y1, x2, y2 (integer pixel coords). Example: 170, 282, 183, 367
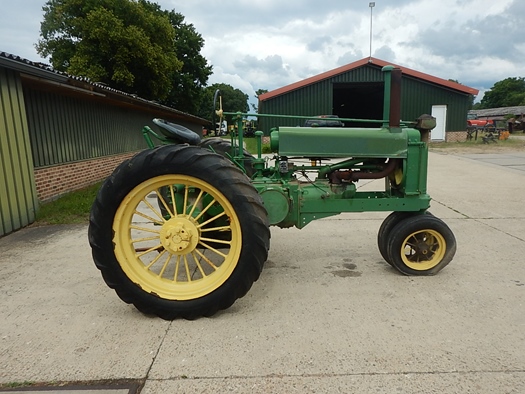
258, 57, 478, 141
0, 52, 209, 237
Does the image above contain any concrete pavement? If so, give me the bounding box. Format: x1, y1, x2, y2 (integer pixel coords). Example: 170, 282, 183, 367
0, 151, 524, 393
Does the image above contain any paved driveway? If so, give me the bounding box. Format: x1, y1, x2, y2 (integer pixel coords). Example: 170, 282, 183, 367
458, 151, 525, 172
0, 151, 524, 394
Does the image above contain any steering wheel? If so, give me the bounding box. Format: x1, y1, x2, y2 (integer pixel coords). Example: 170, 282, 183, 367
213, 89, 223, 136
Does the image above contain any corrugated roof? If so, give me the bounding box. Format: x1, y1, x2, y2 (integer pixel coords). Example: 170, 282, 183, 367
0, 51, 209, 125
259, 57, 479, 101
469, 106, 525, 118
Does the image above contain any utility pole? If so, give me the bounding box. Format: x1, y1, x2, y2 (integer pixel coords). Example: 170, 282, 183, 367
369, 2, 375, 61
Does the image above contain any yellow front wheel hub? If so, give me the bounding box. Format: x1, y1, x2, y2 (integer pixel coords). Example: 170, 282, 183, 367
400, 229, 446, 271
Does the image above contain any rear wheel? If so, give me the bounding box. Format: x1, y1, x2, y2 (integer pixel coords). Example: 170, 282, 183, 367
386, 214, 456, 276
200, 137, 255, 177
89, 145, 270, 319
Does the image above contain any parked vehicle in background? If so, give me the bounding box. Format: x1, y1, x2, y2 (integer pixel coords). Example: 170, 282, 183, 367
467, 113, 494, 128
215, 120, 228, 136
304, 115, 344, 127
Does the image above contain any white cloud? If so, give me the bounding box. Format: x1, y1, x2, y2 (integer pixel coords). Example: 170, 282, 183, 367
1, 0, 524, 102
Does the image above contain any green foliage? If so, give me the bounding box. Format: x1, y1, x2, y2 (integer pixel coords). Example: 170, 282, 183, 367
37, 0, 182, 100
162, 10, 213, 114
251, 88, 268, 112
471, 102, 482, 110
138, 2, 213, 113
243, 137, 271, 154
479, 77, 525, 109
198, 83, 250, 124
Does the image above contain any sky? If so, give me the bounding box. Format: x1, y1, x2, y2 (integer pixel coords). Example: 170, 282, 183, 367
1, 0, 524, 104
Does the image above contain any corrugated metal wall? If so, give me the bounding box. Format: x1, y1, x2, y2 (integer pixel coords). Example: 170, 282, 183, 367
401, 76, 470, 131
23, 87, 153, 168
0, 68, 38, 236
259, 64, 470, 132
259, 66, 385, 131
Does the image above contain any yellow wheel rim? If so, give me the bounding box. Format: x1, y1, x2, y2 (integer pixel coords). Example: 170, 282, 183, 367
399, 229, 446, 271
113, 175, 242, 300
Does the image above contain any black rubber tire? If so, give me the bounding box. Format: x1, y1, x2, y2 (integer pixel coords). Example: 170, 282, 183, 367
377, 211, 434, 266
377, 212, 415, 265
88, 145, 270, 320
386, 214, 456, 276
199, 137, 255, 177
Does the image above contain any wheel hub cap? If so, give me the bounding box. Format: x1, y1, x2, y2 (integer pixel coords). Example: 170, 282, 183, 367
417, 241, 430, 255
160, 218, 199, 254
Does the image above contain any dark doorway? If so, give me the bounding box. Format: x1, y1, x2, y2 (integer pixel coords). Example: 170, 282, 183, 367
333, 82, 384, 127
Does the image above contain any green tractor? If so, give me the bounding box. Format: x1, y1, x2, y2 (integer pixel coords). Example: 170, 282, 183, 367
88, 66, 456, 320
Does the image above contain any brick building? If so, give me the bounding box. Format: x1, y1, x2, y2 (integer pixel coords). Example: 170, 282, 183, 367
0, 52, 209, 236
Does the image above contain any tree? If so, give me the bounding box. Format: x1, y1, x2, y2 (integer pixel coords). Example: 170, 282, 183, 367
138, 2, 212, 113
251, 89, 268, 112
197, 83, 249, 124
479, 77, 525, 109
37, 0, 181, 101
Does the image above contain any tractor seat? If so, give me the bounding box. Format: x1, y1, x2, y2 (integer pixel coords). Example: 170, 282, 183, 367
153, 118, 201, 145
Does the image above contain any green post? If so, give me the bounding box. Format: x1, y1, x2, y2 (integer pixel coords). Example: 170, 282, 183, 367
235, 113, 244, 159
252, 131, 265, 177
382, 65, 394, 128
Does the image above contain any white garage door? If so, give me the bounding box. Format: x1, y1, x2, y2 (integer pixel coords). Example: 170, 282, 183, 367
431, 105, 447, 141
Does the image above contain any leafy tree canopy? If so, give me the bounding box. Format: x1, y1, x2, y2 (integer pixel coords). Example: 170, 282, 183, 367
251, 88, 268, 112
36, 0, 211, 104
138, 1, 212, 112
478, 77, 525, 109
197, 83, 249, 124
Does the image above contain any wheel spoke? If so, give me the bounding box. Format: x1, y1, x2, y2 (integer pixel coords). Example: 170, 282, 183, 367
136, 243, 164, 258
183, 255, 192, 282
200, 237, 231, 246
173, 255, 181, 281
142, 196, 164, 221
198, 211, 227, 228
198, 241, 227, 258
168, 185, 178, 216
145, 249, 168, 269
187, 190, 204, 217
158, 253, 172, 277
134, 209, 164, 225
133, 235, 161, 244
200, 225, 231, 233
191, 252, 207, 278
130, 224, 161, 234
157, 188, 174, 218
183, 185, 190, 215
193, 196, 217, 221
193, 249, 219, 270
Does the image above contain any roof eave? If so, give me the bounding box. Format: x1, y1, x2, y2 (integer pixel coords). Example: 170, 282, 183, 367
259, 57, 479, 101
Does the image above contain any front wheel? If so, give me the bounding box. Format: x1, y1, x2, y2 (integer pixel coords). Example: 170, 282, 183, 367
88, 145, 270, 319
386, 214, 456, 275
377, 212, 414, 265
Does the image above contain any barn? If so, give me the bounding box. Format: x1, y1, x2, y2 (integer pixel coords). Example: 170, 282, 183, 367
0, 52, 209, 236
258, 57, 478, 141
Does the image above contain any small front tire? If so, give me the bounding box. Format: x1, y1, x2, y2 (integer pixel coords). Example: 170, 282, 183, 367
377, 212, 414, 265
386, 214, 456, 275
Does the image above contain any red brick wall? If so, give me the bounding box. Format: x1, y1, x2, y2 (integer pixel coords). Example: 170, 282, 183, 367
34, 151, 140, 202
445, 131, 468, 142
